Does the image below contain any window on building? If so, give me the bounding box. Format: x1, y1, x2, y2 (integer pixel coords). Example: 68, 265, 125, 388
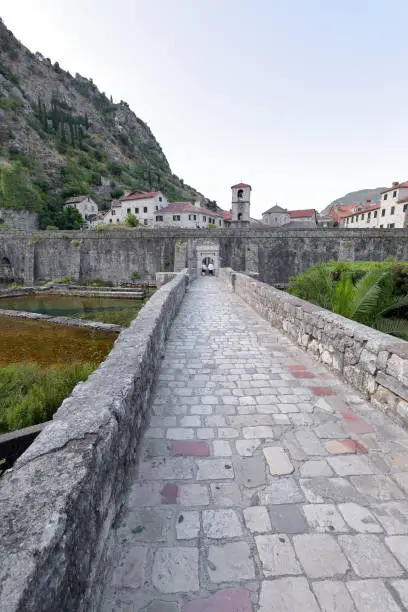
351, 216, 354, 223
143, 207, 148, 213
374, 210, 378, 218
346, 217, 349, 224
109, 219, 112, 223
143, 219, 148, 225
116, 218, 119, 223
173, 215, 180, 221
391, 206, 395, 215
382, 209, 385, 217
355, 215, 359, 221
219, 220, 222, 226
194, 215, 197, 221
361, 214, 364, 220
203, 216, 207, 222
112, 209, 116, 215
156, 215, 163, 222
159, 196, 162, 202
367, 212, 371, 221
393, 190, 397, 198
390, 223, 395, 228
127, 208, 131, 214
155, 205, 158, 211
135, 208, 139, 213
188, 214, 191, 220
380, 224, 383, 228
404, 204, 408, 212
384, 194, 388, 200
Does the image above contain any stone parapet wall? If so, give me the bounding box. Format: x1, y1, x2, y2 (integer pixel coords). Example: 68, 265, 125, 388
219, 268, 408, 427
0, 270, 189, 612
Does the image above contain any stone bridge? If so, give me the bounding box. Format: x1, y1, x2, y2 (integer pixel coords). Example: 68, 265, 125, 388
1, 271, 408, 611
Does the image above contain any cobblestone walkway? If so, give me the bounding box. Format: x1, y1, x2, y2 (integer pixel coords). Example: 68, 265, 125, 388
101, 277, 408, 612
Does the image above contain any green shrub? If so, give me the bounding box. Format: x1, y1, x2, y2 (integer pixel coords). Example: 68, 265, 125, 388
130, 271, 139, 281
71, 239, 80, 247
0, 363, 95, 433
62, 275, 72, 284
288, 260, 408, 340
125, 212, 139, 228
45, 225, 59, 231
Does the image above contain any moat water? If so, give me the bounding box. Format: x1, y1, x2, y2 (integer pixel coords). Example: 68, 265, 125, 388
0, 316, 117, 367
0, 293, 148, 327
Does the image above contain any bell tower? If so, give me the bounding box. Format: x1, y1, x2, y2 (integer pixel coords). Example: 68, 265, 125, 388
231, 183, 251, 223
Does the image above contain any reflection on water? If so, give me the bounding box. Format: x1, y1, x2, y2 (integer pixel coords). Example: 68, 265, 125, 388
0, 293, 149, 327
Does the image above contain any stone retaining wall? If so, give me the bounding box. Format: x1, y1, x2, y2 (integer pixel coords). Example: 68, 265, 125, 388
219, 268, 408, 427
0, 270, 189, 612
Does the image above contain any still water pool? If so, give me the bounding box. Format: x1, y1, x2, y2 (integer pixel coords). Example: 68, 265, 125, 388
0, 293, 149, 327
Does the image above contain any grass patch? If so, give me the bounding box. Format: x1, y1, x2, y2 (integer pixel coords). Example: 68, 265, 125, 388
0, 362, 96, 433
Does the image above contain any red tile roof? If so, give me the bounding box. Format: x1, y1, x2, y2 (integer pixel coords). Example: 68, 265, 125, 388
160, 202, 222, 217
398, 197, 408, 203
342, 203, 380, 218
222, 210, 232, 220
381, 181, 408, 194
231, 183, 251, 189
289, 209, 316, 219
120, 191, 159, 201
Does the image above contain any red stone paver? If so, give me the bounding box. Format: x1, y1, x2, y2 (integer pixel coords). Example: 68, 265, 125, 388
310, 386, 336, 396
288, 365, 307, 371
182, 587, 252, 612
172, 441, 210, 457
292, 371, 315, 379
161, 483, 178, 504
325, 439, 367, 455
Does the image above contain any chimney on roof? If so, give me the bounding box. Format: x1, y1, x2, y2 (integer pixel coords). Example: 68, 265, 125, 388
392, 181, 399, 187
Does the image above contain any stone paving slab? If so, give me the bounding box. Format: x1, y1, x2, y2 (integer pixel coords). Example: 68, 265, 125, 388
99, 277, 408, 611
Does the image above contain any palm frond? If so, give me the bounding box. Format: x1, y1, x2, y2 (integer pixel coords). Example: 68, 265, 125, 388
374, 316, 408, 340
349, 269, 387, 321
379, 294, 408, 316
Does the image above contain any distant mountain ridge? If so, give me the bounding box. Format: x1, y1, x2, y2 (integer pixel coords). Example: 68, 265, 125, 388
0, 18, 210, 227
321, 187, 387, 216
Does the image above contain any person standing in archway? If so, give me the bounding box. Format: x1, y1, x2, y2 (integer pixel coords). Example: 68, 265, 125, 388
202, 261, 208, 276
208, 261, 214, 276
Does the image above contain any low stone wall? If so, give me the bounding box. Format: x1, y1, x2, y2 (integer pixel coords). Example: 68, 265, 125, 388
220, 268, 408, 427
0, 309, 124, 333
0, 270, 189, 612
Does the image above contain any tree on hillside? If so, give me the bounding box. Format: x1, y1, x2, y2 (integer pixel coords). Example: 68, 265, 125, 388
0, 162, 41, 211
55, 206, 83, 229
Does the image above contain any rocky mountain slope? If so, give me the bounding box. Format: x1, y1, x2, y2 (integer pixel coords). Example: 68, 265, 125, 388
0, 18, 209, 227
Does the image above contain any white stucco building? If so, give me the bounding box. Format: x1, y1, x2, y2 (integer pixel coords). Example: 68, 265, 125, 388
64, 195, 98, 226
379, 181, 408, 228
341, 181, 408, 229
103, 191, 168, 226
341, 203, 381, 228
262, 205, 290, 227
155, 201, 224, 228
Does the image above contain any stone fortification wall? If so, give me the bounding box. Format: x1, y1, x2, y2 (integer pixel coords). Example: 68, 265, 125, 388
0, 271, 189, 612
0, 208, 38, 230
219, 268, 408, 428
2, 227, 408, 286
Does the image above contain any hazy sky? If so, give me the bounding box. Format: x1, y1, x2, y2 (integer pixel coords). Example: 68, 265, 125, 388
2, 1, 408, 216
